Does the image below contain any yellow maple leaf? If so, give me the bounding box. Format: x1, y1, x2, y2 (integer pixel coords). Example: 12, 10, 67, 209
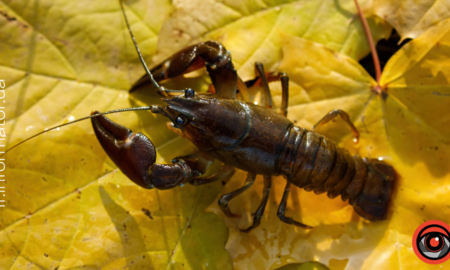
372, 0, 450, 40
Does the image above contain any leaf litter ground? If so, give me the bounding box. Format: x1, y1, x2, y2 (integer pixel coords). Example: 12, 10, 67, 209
1, 0, 449, 269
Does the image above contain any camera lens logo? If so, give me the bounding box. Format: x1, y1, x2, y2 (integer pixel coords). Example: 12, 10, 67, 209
413, 220, 450, 264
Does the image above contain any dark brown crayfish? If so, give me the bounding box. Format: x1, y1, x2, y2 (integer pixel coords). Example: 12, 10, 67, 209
88, 2, 397, 232
7, 1, 397, 233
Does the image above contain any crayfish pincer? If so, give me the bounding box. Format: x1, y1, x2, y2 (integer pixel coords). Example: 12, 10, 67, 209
88, 1, 398, 232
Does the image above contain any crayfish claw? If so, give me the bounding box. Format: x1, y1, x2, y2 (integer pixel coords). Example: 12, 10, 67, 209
91, 112, 157, 189
91, 110, 132, 140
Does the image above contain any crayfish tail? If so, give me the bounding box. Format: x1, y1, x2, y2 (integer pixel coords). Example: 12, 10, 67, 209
348, 158, 398, 220
277, 125, 397, 221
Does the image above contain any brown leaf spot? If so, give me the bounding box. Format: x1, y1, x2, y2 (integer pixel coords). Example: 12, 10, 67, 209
0, 10, 16, 22
141, 208, 153, 220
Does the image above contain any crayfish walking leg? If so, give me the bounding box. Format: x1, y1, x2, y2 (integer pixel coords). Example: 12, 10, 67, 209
219, 172, 256, 218
241, 176, 272, 232
277, 182, 313, 229
313, 109, 360, 143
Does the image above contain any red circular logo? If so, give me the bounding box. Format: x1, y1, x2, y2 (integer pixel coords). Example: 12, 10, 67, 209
413, 220, 450, 264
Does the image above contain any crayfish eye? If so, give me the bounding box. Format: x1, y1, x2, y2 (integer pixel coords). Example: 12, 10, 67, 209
185, 88, 195, 98
176, 115, 187, 126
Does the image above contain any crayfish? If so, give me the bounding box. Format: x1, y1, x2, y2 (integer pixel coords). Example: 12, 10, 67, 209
7, 1, 397, 233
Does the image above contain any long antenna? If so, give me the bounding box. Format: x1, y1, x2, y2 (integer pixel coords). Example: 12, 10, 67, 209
1, 106, 152, 157
120, 0, 161, 90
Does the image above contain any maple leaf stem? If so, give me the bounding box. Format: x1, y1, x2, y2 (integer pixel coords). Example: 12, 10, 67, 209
353, 0, 382, 93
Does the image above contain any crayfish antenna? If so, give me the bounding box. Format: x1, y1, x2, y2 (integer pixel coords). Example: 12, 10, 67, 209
119, 0, 185, 96
119, 0, 159, 89
0, 106, 154, 157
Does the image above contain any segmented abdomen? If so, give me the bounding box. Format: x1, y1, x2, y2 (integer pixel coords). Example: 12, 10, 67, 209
278, 126, 396, 220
